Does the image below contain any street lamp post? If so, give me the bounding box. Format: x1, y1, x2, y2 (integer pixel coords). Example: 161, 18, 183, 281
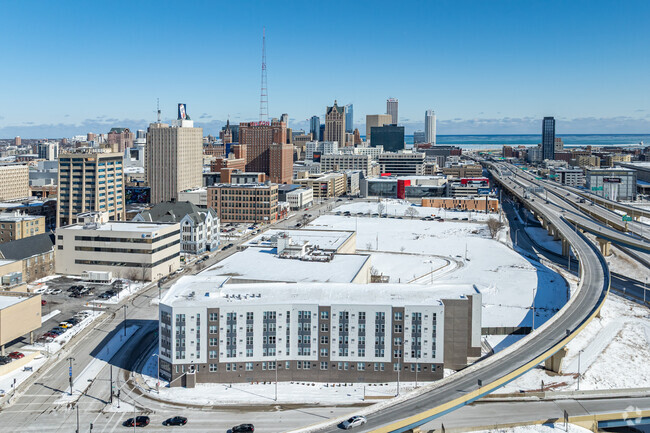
152, 354, 160, 394
532, 287, 537, 331
274, 359, 278, 401
122, 305, 128, 336
577, 349, 584, 390
67, 357, 75, 396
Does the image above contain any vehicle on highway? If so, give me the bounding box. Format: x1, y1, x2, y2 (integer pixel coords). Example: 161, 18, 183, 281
124, 416, 150, 427
341, 415, 367, 430
8, 352, 24, 359
163, 416, 188, 426
231, 424, 254, 433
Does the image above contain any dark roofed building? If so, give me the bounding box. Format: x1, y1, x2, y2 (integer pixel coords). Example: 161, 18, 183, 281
133, 201, 220, 254
0, 232, 55, 283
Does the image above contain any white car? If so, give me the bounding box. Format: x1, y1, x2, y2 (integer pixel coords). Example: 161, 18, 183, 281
50, 289, 62, 295
34, 287, 48, 294
341, 415, 367, 430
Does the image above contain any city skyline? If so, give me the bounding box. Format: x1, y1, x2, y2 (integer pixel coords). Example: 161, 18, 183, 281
1, 0, 649, 137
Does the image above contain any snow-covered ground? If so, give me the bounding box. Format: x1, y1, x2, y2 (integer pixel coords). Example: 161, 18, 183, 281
90, 280, 145, 305
471, 424, 591, 433
41, 309, 61, 323
55, 325, 140, 405
494, 293, 650, 393
334, 199, 494, 222
140, 349, 424, 405
0, 355, 48, 399
309, 213, 567, 335
22, 309, 102, 356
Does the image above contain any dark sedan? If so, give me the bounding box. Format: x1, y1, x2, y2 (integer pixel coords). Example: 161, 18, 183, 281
231, 424, 254, 433
163, 416, 187, 426
124, 416, 150, 427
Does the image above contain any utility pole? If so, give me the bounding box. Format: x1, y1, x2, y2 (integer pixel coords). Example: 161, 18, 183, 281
76, 403, 80, 433
123, 305, 128, 336
67, 357, 75, 395
110, 365, 113, 403
274, 359, 278, 401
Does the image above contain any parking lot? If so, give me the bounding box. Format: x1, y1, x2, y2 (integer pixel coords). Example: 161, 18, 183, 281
4, 276, 130, 353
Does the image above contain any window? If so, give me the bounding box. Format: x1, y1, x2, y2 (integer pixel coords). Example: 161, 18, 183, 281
209, 364, 217, 372
394, 324, 403, 333
209, 325, 218, 334
320, 348, 328, 357
358, 348, 365, 357
320, 323, 329, 332
209, 350, 217, 359
320, 362, 328, 370
320, 335, 329, 344
394, 349, 402, 359
246, 349, 253, 357
246, 362, 253, 371
246, 312, 254, 320
394, 312, 403, 321
209, 338, 218, 346
357, 363, 365, 371
320, 311, 329, 320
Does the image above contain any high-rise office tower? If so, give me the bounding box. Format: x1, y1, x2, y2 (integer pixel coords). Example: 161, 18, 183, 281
387, 98, 399, 124
14, 136, 21, 147
542, 117, 556, 161
38, 142, 59, 160
345, 104, 354, 133
269, 142, 293, 184
57, 150, 125, 227
325, 101, 346, 146
239, 120, 287, 175
280, 113, 289, 128
366, 114, 393, 140
146, 104, 203, 204
425, 109, 436, 145
370, 124, 405, 152
310, 116, 321, 141
413, 130, 426, 144
107, 128, 135, 153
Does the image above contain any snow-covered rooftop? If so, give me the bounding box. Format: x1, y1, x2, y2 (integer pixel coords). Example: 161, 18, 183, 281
0, 294, 29, 309
162, 275, 476, 308
201, 247, 369, 283
64, 221, 177, 233
244, 229, 355, 252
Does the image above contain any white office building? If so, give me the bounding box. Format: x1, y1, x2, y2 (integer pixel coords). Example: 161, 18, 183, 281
425, 110, 436, 145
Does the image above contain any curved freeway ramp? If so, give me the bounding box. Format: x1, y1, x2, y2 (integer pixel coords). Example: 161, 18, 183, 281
298, 170, 610, 433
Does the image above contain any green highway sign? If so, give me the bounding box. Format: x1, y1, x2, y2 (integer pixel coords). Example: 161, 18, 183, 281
622, 215, 633, 222
591, 186, 603, 191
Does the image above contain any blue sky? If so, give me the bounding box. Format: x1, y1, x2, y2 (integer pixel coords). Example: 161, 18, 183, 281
1, 0, 649, 137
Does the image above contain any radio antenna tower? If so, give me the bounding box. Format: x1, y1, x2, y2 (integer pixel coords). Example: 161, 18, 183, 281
156, 98, 161, 123
259, 27, 268, 122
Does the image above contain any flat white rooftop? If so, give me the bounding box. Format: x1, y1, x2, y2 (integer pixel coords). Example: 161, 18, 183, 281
244, 229, 354, 252
202, 247, 369, 283
162, 275, 476, 308
0, 294, 28, 310
63, 221, 176, 233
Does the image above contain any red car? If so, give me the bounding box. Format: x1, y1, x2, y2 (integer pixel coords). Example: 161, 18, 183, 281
8, 352, 24, 359
41, 300, 47, 306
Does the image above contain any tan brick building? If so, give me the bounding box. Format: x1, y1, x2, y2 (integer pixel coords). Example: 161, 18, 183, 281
269, 143, 293, 184
325, 101, 346, 146
0, 213, 46, 244
239, 121, 287, 175
294, 173, 346, 199
441, 164, 484, 178
208, 183, 278, 223
146, 120, 203, 204
0, 164, 29, 202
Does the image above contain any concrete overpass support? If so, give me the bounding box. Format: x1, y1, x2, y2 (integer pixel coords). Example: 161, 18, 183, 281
562, 239, 571, 257
545, 347, 567, 373
553, 227, 561, 241
597, 238, 612, 256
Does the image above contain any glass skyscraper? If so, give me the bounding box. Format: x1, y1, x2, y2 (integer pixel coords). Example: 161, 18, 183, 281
542, 117, 555, 161
345, 104, 353, 133
310, 115, 321, 141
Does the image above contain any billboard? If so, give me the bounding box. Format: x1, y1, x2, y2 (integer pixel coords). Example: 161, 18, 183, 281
178, 103, 187, 120
477, 188, 491, 195
603, 177, 621, 183
125, 187, 151, 204
312, 151, 322, 162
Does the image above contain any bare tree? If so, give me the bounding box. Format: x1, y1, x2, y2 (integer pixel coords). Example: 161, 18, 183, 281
400, 246, 406, 253
404, 207, 419, 219
370, 266, 380, 276
125, 268, 139, 282
487, 218, 504, 239
377, 203, 385, 217
365, 242, 373, 250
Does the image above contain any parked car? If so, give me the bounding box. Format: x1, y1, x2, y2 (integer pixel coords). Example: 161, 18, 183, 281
0, 356, 13, 365
41, 300, 47, 306
124, 416, 150, 427
163, 416, 188, 426
59, 322, 72, 329
341, 415, 367, 430
231, 424, 254, 433
50, 289, 62, 295
8, 352, 24, 359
